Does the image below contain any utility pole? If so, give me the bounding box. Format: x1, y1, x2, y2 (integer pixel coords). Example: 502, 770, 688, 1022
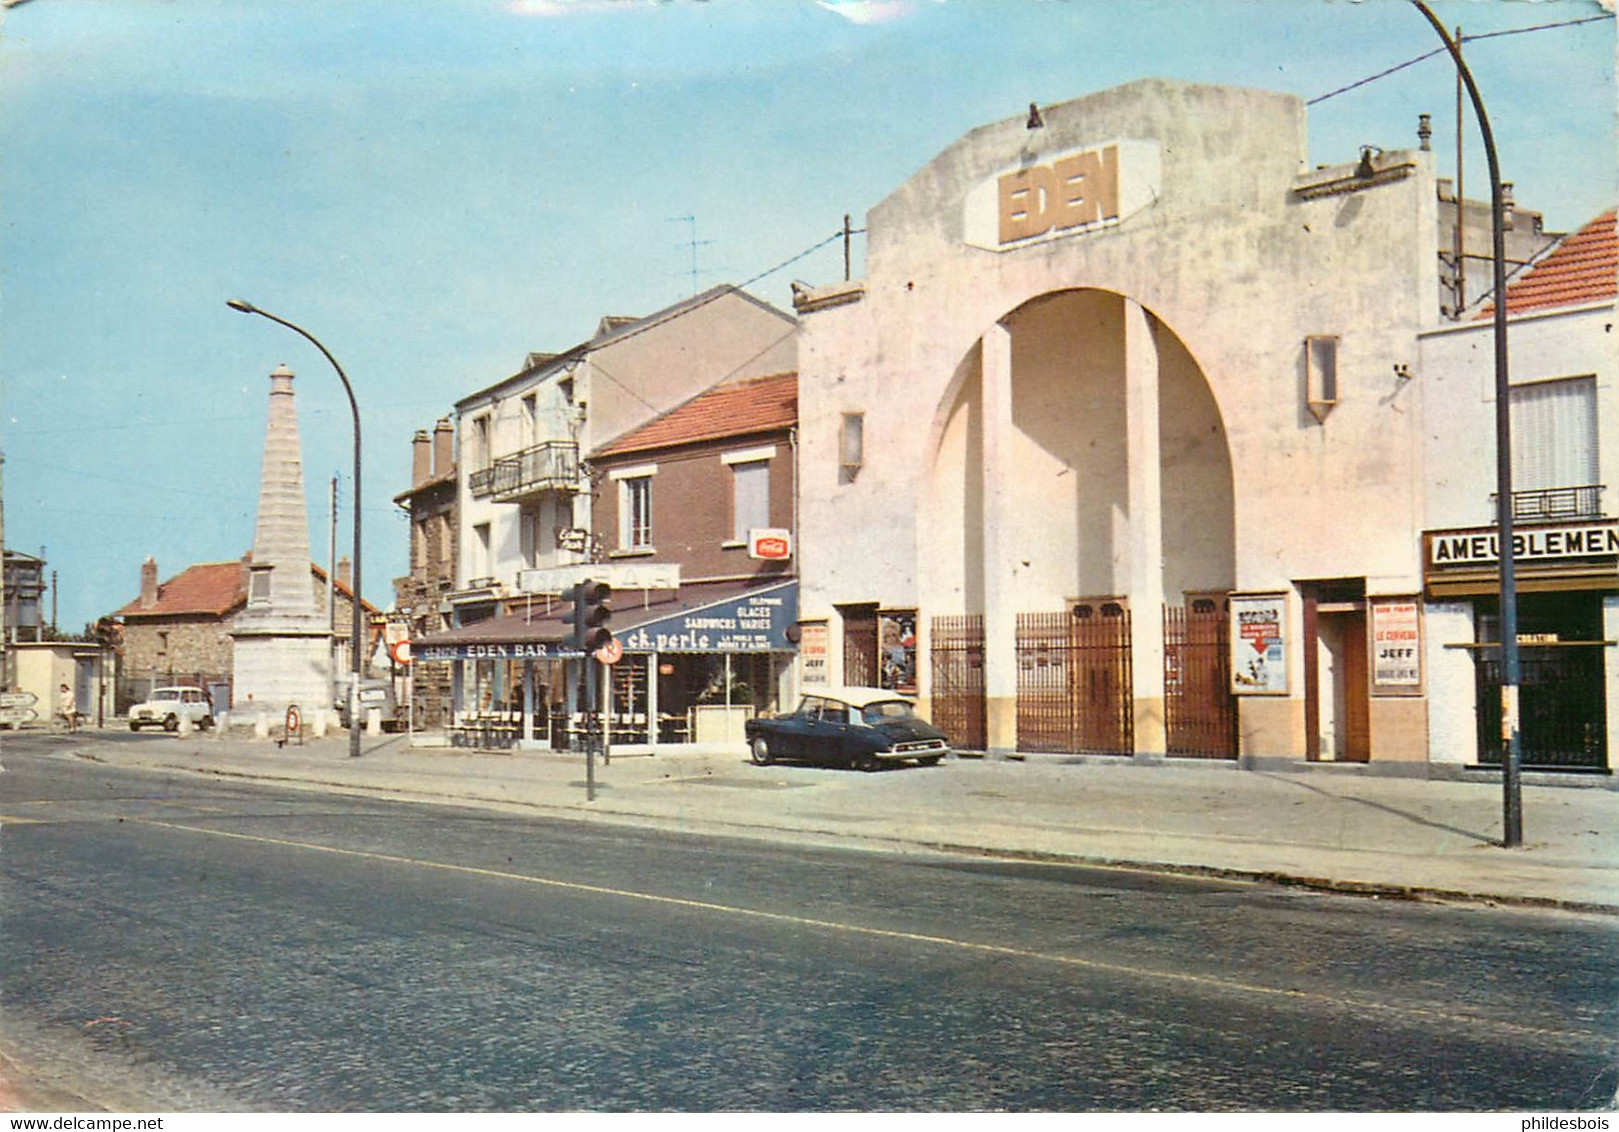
1412, 1, 1522, 846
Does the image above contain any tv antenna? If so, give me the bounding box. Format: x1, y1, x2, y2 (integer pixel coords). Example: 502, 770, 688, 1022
669, 215, 716, 296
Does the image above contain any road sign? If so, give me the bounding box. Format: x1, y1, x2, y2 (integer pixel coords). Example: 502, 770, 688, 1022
389, 639, 412, 665
594, 636, 623, 665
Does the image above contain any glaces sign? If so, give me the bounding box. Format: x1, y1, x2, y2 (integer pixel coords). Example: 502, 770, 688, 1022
964, 139, 1161, 252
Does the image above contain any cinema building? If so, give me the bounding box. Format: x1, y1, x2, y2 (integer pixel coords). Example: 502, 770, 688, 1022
791, 79, 1615, 773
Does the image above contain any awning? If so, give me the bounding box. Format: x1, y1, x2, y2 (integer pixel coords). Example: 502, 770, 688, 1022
414, 579, 798, 661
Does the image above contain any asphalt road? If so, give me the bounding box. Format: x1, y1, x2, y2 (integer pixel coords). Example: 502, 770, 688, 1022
2, 740, 1615, 1112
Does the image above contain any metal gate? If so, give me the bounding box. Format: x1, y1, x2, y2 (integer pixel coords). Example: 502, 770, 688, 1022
1016, 603, 1132, 755
930, 614, 986, 752
1475, 645, 1607, 770
1164, 596, 1238, 759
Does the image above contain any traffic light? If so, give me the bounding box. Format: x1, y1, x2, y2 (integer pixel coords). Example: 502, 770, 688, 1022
562, 579, 613, 652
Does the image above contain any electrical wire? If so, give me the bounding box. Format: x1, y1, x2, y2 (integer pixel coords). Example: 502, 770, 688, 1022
1308, 12, 1613, 106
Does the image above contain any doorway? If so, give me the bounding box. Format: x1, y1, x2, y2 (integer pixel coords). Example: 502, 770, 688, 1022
1303, 581, 1369, 763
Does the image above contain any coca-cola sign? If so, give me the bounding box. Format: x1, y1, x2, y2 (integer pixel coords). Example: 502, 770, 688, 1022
749, 528, 792, 560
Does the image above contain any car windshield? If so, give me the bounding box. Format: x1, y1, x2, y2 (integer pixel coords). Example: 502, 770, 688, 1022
153, 690, 180, 702
860, 700, 916, 725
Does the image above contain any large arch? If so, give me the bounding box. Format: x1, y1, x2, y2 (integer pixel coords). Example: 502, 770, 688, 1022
919, 287, 1236, 755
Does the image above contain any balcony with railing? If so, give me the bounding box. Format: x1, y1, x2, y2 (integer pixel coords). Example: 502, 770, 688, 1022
1489, 485, 1605, 523
467, 441, 580, 502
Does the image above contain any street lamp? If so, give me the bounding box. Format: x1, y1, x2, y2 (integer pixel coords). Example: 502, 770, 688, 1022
1409, 1, 1522, 846
228, 299, 366, 760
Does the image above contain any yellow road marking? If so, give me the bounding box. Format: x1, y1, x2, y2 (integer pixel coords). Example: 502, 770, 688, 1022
132, 816, 1609, 1047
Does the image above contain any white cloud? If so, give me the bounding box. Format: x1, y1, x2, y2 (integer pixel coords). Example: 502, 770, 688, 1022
814, 0, 926, 26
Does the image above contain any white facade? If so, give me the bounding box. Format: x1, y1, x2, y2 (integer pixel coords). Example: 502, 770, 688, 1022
451, 286, 797, 612
795, 78, 1612, 772
1420, 297, 1617, 769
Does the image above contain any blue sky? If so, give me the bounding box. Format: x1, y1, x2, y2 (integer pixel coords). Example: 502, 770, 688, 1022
2, 0, 1614, 633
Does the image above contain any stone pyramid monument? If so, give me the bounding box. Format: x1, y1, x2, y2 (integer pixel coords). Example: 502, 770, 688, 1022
230, 363, 332, 721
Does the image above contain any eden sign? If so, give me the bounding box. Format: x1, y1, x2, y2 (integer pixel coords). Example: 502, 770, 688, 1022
964, 139, 1161, 252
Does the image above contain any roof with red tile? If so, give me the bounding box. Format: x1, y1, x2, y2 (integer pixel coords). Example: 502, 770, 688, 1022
117, 559, 377, 619
117, 560, 246, 619
594, 372, 797, 459
1482, 209, 1617, 318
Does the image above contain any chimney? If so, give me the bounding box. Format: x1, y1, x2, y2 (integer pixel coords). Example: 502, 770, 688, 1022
412, 429, 431, 486
433, 418, 454, 479
337, 555, 352, 592
139, 557, 158, 610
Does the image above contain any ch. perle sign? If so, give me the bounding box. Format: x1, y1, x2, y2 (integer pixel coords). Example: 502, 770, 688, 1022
964, 139, 1161, 252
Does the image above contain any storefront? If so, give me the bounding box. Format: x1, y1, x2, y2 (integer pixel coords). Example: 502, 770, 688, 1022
415, 580, 798, 750
1424, 520, 1616, 772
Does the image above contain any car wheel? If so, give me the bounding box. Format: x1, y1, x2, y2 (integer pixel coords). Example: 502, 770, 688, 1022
128, 720, 141, 731
850, 749, 879, 772
200, 715, 214, 731
163, 714, 179, 732
750, 736, 773, 766
917, 755, 943, 767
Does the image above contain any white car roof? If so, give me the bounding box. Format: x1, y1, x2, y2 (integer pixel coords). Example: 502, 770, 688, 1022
803, 686, 915, 709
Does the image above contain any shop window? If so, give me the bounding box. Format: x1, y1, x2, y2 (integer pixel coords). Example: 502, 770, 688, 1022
1305, 335, 1338, 423
840, 413, 864, 483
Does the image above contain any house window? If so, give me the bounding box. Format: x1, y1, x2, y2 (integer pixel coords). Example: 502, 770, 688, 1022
840, 413, 864, 483
622, 476, 652, 549
610, 465, 656, 552
723, 445, 776, 543
248, 565, 272, 605
731, 460, 770, 541
520, 507, 543, 569
413, 519, 429, 571
471, 414, 492, 471
439, 514, 454, 568
1305, 335, 1338, 423
472, 522, 492, 581
521, 393, 538, 446
1512, 376, 1598, 491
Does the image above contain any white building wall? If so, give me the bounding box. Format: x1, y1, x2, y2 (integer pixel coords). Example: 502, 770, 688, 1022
453, 290, 797, 606
800, 81, 1437, 643
1423, 601, 1478, 765
1420, 303, 1616, 530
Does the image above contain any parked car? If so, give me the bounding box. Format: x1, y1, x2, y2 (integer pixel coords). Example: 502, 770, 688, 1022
128, 686, 214, 732
335, 678, 400, 731
745, 686, 949, 770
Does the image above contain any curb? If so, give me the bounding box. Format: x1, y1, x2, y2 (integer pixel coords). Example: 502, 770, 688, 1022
89, 753, 1619, 920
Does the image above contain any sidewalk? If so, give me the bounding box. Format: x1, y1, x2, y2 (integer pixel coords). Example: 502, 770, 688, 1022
36, 728, 1619, 914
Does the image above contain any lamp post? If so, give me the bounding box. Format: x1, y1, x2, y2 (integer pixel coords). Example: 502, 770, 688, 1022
1409, 1, 1521, 846
228, 299, 366, 760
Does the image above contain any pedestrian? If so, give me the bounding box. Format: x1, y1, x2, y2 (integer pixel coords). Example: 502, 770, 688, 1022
57, 683, 77, 733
